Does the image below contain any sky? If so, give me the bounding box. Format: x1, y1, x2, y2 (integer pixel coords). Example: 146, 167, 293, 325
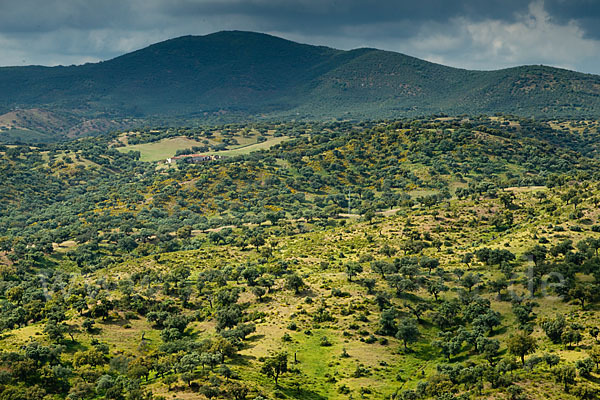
1, 0, 600, 74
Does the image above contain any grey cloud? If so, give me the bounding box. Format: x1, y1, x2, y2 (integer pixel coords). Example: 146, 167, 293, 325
0, 0, 138, 32
158, 0, 531, 36
0, 0, 598, 74
161, 0, 529, 22
545, 0, 600, 20
529, 0, 600, 39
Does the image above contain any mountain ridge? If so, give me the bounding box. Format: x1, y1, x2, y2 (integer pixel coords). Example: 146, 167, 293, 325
1, 30, 600, 142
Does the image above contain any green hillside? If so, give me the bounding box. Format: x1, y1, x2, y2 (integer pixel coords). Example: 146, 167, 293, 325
2, 31, 600, 143
2, 116, 600, 399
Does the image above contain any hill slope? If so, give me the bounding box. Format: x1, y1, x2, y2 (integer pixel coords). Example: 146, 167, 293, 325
1, 31, 600, 141
1, 117, 600, 399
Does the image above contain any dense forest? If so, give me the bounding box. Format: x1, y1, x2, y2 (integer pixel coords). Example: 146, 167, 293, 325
1, 115, 600, 399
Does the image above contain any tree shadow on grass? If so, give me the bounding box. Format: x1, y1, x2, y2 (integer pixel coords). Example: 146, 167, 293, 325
398, 292, 422, 302
415, 319, 435, 329
257, 295, 273, 303
229, 353, 254, 366
278, 385, 328, 400
584, 303, 600, 312
586, 375, 600, 385
296, 287, 317, 298
447, 353, 470, 363
186, 327, 205, 341
101, 315, 129, 327
244, 333, 265, 343
412, 343, 439, 361
63, 340, 87, 353
492, 325, 508, 336
237, 334, 266, 351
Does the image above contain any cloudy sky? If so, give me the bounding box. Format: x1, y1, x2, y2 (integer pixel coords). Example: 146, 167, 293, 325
1, 0, 600, 74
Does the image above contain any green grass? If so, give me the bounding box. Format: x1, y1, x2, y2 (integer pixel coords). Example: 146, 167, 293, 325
211, 136, 290, 157
116, 135, 290, 161
116, 136, 206, 161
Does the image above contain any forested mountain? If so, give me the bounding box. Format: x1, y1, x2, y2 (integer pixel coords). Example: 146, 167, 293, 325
2, 31, 600, 142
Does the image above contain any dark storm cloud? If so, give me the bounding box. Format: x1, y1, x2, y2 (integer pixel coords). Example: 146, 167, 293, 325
0, 0, 134, 32
159, 0, 531, 36
162, 0, 526, 21
0, 0, 598, 74
543, 0, 600, 39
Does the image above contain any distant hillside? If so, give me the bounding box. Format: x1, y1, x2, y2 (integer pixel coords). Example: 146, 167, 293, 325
0, 108, 138, 143
1, 31, 600, 141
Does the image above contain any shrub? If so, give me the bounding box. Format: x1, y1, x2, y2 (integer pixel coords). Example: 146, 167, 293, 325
320, 336, 332, 346
365, 334, 377, 344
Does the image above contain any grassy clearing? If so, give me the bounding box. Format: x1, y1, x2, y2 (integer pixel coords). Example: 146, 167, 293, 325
116, 136, 207, 161
116, 134, 290, 161
211, 136, 290, 157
